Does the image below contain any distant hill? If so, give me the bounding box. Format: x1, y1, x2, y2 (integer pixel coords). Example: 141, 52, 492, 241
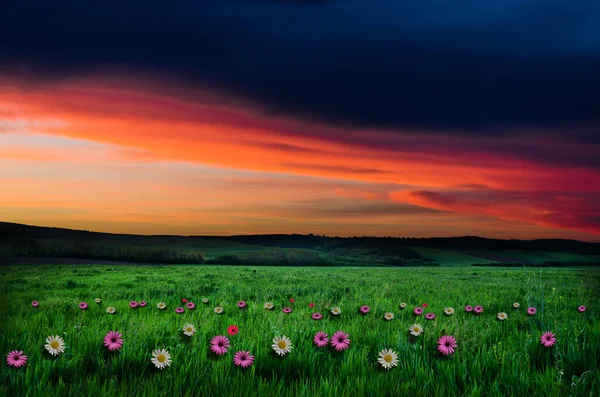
1, 222, 600, 266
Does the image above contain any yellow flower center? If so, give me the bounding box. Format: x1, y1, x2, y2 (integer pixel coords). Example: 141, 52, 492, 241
51, 341, 60, 349
413, 327, 420, 332
384, 354, 393, 363
187, 327, 193, 332
157, 354, 166, 363
278, 341, 287, 349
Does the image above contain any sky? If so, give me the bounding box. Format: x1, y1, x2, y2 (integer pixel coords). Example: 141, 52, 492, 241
1, 0, 599, 240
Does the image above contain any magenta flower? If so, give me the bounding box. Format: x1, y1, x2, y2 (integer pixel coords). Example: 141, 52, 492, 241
103, 331, 124, 351
186, 302, 196, 310
527, 307, 537, 316
360, 305, 370, 314
465, 305, 473, 312
6, 351, 27, 368
139, 301, 147, 307
31, 301, 39, 307
473, 306, 484, 314
330, 331, 351, 351
540, 332, 556, 348
314, 332, 329, 348
578, 305, 586, 313
282, 307, 292, 314
437, 335, 458, 355
129, 301, 138, 309
312, 312, 323, 320
413, 307, 423, 316
79, 302, 88, 310
425, 312, 436, 320
233, 350, 254, 368
210, 335, 230, 356
175, 307, 185, 314
237, 301, 247, 309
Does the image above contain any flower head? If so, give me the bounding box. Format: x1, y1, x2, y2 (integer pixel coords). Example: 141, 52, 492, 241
202, 298, 209, 304
210, 335, 230, 355
44, 335, 66, 356
31, 300, 39, 307
129, 301, 138, 309
139, 301, 147, 307
331, 331, 351, 351
79, 302, 88, 310
103, 331, 123, 351
186, 302, 196, 310
313, 332, 329, 348
437, 335, 458, 355
309, 302, 315, 308
237, 300, 247, 309
6, 351, 27, 368
465, 305, 473, 312
182, 323, 196, 337
282, 307, 292, 314
378, 349, 398, 370
157, 302, 166, 310
578, 305, 586, 313
513, 302, 520, 309
384, 312, 394, 321
421, 303, 428, 308
413, 307, 423, 315
214, 306, 224, 314
174, 307, 184, 314
527, 307, 537, 316
331, 307, 341, 316
106, 306, 117, 314
227, 325, 239, 336
444, 307, 454, 316
264, 302, 274, 310
233, 350, 255, 368
473, 305, 484, 314
312, 312, 323, 320
151, 349, 171, 370
497, 312, 508, 321
289, 298, 295, 303
360, 305, 370, 314
272, 335, 292, 356
399, 302, 407, 309
409, 323, 423, 336
94, 298, 102, 304
425, 313, 436, 320
181, 298, 187, 303
540, 331, 556, 348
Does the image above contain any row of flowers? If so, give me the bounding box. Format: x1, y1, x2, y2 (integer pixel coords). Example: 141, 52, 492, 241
6, 321, 558, 371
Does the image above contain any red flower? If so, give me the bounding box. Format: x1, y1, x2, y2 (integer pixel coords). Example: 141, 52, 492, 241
309, 302, 315, 308
181, 298, 187, 303
227, 325, 239, 336
421, 303, 428, 308
289, 298, 295, 303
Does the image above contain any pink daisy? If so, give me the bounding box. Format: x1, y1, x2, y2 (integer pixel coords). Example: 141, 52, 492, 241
527, 307, 537, 316
139, 301, 147, 307
330, 331, 351, 351
237, 301, 247, 309
540, 332, 556, 348
129, 301, 138, 309
6, 350, 28, 368
413, 307, 423, 315
578, 305, 586, 313
103, 331, 124, 351
360, 305, 370, 314
465, 305, 473, 312
79, 302, 88, 310
233, 350, 254, 368
312, 312, 323, 320
422, 303, 429, 308
437, 335, 458, 355
186, 302, 196, 310
314, 332, 329, 348
473, 305, 483, 314
175, 307, 185, 314
31, 301, 39, 307
425, 312, 436, 320
282, 307, 292, 314
210, 335, 230, 355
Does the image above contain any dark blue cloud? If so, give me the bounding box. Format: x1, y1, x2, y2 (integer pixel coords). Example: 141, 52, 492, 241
2, 0, 600, 133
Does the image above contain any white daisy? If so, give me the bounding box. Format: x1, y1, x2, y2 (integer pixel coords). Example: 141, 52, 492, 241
444, 307, 455, 316
377, 349, 398, 370
384, 312, 394, 321
264, 302, 274, 310
157, 302, 166, 310
513, 302, 520, 308
106, 306, 117, 314
214, 306, 224, 314
272, 335, 293, 356
497, 312, 508, 321
94, 298, 102, 304
399, 302, 407, 309
331, 307, 341, 316
182, 323, 196, 336
151, 349, 172, 370
202, 298, 209, 304
44, 335, 66, 356
409, 323, 423, 337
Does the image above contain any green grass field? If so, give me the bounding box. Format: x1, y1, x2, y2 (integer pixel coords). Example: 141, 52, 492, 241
1, 265, 599, 397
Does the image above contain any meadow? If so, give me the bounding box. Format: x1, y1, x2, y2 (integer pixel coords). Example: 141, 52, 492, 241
1, 265, 599, 397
